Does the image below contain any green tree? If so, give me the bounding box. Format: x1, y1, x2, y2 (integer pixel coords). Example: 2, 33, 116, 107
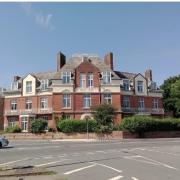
92, 103, 116, 133
161, 75, 180, 117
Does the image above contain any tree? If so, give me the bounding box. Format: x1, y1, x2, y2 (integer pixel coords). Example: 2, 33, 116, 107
92, 103, 116, 133
161, 75, 180, 118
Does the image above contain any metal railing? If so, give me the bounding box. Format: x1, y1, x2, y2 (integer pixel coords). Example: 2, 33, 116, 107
121, 107, 164, 114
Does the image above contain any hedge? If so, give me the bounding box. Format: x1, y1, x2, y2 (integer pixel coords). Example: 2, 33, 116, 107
57, 119, 97, 133
120, 115, 180, 134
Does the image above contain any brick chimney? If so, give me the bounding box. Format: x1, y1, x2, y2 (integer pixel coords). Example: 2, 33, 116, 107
57, 52, 66, 71
145, 69, 152, 81
104, 52, 113, 70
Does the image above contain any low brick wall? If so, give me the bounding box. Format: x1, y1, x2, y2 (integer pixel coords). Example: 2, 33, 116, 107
2, 131, 124, 140
2, 131, 180, 140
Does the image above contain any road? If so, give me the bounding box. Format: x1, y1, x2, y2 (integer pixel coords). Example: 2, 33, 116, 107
1, 138, 180, 180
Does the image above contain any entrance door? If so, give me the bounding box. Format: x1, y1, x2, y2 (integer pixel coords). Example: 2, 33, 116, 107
21, 116, 28, 132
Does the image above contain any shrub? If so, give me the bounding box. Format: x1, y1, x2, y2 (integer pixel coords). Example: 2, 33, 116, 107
5, 126, 21, 133
30, 119, 48, 134
57, 119, 97, 133
120, 115, 180, 137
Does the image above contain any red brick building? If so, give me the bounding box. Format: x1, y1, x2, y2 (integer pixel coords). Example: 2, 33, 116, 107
3, 52, 164, 132
0, 88, 5, 130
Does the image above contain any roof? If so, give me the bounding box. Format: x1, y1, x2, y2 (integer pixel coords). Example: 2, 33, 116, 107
114, 71, 137, 79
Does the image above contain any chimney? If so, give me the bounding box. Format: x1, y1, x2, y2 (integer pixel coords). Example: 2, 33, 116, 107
104, 52, 113, 70
57, 52, 66, 71
13, 76, 21, 82
145, 69, 152, 81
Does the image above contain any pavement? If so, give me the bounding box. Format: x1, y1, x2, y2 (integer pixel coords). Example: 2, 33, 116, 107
0, 138, 180, 180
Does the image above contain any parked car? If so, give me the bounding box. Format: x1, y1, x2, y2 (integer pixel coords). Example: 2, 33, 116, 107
0, 136, 9, 148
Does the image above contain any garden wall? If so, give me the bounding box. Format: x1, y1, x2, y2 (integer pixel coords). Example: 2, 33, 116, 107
2, 131, 180, 140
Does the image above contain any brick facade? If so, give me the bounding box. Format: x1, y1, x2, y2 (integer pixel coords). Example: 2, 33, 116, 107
0, 96, 4, 130
3, 52, 164, 131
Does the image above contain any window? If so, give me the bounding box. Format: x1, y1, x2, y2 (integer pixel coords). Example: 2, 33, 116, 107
138, 97, 145, 109
152, 98, 158, 109
87, 73, 93, 87
62, 72, 71, 84
80, 73, 86, 87
102, 72, 111, 84
41, 79, 49, 90
26, 81, 32, 93
122, 96, 130, 108
63, 94, 71, 108
11, 100, 17, 111
8, 117, 16, 127
40, 98, 48, 109
137, 81, 143, 93
103, 93, 112, 104
83, 94, 91, 108
25, 99, 32, 110
123, 79, 129, 91
11, 82, 18, 91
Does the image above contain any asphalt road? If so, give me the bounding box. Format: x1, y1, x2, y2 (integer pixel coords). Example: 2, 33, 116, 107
1, 138, 180, 180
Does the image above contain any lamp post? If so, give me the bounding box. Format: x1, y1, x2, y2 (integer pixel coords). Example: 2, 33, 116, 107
85, 117, 89, 140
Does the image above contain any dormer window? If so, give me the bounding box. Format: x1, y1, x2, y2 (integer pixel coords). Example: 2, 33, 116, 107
62, 72, 71, 84
11, 82, 18, 91
137, 81, 143, 93
41, 79, 49, 91
123, 79, 129, 91
102, 72, 111, 84
26, 81, 32, 93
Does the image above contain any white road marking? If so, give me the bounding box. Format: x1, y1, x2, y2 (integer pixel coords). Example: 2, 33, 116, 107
34, 159, 69, 167
143, 148, 180, 157
64, 164, 96, 175
124, 155, 178, 170
96, 150, 107, 154
109, 175, 124, 180
0, 158, 30, 166
86, 152, 95, 155
132, 177, 139, 180
90, 162, 122, 173
71, 153, 80, 157
124, 155, 158, 165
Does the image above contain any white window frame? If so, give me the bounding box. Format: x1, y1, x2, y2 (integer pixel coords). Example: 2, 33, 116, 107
137, 81, 143, 93
63, 94, 71, 108
152, 98, 158, 109
123, 79, 130, 91
103, 93, 112, 104
102, 72, 111, 84
40, 97, 48, 109
62, 72, 71, 84
80, 73, 86, 88
11, 100, 17, 111
8, 117, 16, 127
87, 73, 93, 87
138, 97, 145, 109
25, 99, 32, 110
83, 94, 91, 108
40, 79, 49, 91
122, 96, 130, 108
26, 81, 32, 93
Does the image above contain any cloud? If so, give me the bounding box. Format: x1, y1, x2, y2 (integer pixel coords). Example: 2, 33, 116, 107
21, 3, 54, 30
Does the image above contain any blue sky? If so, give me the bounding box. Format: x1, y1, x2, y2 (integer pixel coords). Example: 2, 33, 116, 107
0, 2, 180, 88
